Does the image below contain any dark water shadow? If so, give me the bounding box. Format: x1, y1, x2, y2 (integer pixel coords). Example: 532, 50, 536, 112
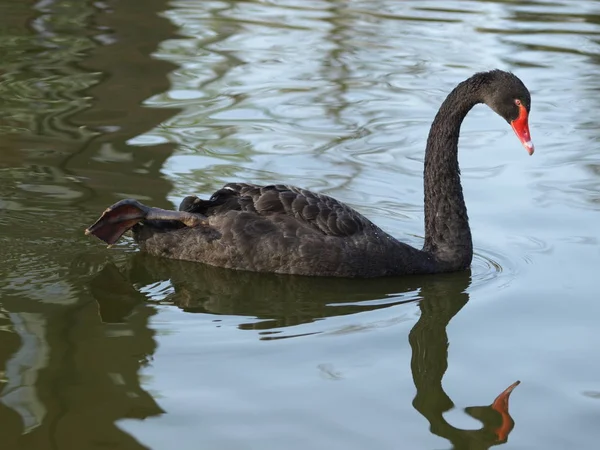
0, 1, 178, 448
91, 256, 519, 449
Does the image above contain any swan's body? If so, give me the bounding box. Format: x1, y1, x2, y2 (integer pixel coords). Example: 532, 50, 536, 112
86, 70, 534, 278
133, 183, 436, 277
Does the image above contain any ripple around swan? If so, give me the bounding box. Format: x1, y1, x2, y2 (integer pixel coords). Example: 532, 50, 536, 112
469, 246, 515, 293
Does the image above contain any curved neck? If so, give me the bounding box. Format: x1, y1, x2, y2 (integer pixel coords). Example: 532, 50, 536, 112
422, 76, 483, 271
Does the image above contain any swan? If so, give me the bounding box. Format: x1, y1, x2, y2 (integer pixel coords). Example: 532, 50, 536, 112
86, 70, 534, 278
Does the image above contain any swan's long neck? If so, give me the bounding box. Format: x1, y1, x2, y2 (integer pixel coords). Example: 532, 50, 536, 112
422, 77, 483, 271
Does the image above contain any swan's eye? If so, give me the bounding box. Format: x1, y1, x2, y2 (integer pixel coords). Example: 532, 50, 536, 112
514, 99, 522, 106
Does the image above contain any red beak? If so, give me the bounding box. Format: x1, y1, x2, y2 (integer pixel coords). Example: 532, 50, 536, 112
511, 104, 534, 155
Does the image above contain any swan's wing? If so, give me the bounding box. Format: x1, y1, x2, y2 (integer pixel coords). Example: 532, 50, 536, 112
181, 182, 374, 237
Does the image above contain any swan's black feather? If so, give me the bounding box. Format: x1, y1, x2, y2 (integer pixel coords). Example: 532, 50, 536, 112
180, 183, 370, 238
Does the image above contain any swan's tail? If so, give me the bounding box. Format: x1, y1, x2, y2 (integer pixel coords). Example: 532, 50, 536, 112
86, 199, 206, 246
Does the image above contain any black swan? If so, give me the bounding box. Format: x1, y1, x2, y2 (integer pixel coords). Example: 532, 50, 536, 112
86, 70, 534, 278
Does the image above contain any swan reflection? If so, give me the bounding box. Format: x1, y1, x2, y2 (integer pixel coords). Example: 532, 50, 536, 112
91, 256, 519, 449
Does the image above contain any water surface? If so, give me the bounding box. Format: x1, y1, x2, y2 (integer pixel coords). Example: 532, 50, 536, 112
1, 0, 599, 449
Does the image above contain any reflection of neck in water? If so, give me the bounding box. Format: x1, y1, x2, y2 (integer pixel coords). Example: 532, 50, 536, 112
91, 258, 518, 447
410, 275, 519, 449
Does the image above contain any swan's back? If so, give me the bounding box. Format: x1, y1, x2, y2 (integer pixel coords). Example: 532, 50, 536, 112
186, 183, 373, 233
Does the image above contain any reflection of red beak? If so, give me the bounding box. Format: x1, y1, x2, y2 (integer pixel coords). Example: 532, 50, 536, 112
511, 105, 534, 155
491, 380, 521, 442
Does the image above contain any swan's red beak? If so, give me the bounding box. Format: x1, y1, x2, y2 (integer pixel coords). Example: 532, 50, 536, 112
511, 105, 534, 155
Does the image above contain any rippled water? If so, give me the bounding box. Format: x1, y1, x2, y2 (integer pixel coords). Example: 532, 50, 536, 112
1, 0, 599, 449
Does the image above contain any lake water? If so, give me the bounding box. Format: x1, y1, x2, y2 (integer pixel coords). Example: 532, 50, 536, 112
1, 0, 599, 448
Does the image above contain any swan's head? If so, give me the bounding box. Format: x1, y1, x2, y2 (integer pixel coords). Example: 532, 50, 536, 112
482, 70, 534, 155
